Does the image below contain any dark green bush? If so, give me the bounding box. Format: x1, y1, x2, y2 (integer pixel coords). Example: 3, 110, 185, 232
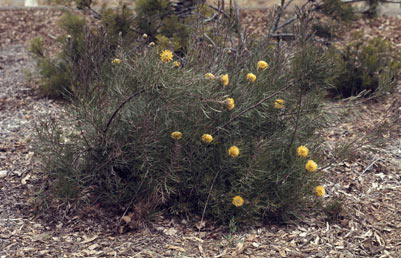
34, 18, 337, 226
320, 0, 356, 22
328, 32, 400, 98
30, 0, 212, 97
32, 2, 342, 227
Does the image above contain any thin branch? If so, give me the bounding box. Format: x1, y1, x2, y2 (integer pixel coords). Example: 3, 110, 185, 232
103, 90, 145, 135
275, 0, 317, 31
288, 89, 303, 150
272, 0, 287, 34
203, 32, 216, 47
199, 170, 220, 232
233, 0, 245, 47
276, 15, 297, 31
207, 4, 230, 19
358, 157, 380, 177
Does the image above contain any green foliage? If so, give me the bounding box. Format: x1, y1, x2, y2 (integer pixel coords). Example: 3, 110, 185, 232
29, 36, 45, 57
328, 33, 400, 98
133, 0, 207, 51
30, 0, 208, 98
320, 0, 356, 22
30, 11, 118, 98
100, 6, 136, 45
34, 13, 337, 224
323, 197, 345, 222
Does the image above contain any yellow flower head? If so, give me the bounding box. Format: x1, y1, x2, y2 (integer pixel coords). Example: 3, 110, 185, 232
112, 58, 121, 64
247, 73, 257, 83
257, 60, 268, 70
314, 185, 325, 197
232, 195, 244, 207
171, 131, 182, 140
225, 98, 235, 111
160, 50, 173, 63
142, 33, 148, 39
305, 160, 318, 172
297, 145, 309, 158
228, 146, 239, 158
220, 74, 229, 87
274, 98, 285, 109
201, 134, 213, 144
173, 61, 181, 68
205, 73, 216, 80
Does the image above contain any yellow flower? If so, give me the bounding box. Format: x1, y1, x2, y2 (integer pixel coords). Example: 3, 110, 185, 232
149, 42, 155, 47
228, 146, 239, 158
257, 60, 268, 70
274, 98, 285, 109
297, 145, 309, 158
225, 98, 235, 111
314, 185, 325, 197
142, 33, 148, 39
305, 160, 318, 172
173, 61, 181, 68
171, 131, 182, 140
112, 58, 121, 64
205, 73, 215, 80
232, 195, 244, 207
246, 73, 257, 83
160, 50, 173, 63
201, 134, 213, 144
220, 74, 229, 87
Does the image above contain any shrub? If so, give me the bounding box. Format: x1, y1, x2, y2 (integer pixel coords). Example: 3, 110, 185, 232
30, 0, 212, 97
328, 32, 400, 98
319, 0, 356, 22
34, 4, 335, 225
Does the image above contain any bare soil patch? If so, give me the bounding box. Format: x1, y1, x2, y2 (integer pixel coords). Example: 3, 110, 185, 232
0, 7, 400, 257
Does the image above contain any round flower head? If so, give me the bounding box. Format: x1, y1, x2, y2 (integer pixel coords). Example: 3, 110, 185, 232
228, 146, 239, 158
305, 160, 318, 172
297, 145, 309, 158
314, 185, 326, 197
232, 195, 244, 207
142, 33, 148, 39
274, 98, 285, 109
173, 61, 181, 68
205, 73, 215, 80
247, 73, 257, 83
257, 60, 268, 70
171, 131, 182, 140
225, 98, 235, 111
220, 74, 229, 87
112, 58, 121, 64
160, 50, 173, 63
201, 134, 213, 144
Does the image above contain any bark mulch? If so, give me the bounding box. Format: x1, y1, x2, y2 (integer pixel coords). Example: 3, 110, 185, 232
1, 7, 401, 257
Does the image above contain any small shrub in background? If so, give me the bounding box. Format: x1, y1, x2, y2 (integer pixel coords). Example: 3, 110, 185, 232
319, 0, 356, 22
328, 32, 400, 98
33, 3, 336, 226
30, 0, 215, 97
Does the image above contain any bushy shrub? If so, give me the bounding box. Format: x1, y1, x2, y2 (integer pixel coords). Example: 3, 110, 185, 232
34, 15, 336, 226
30, 0, 212, 97
328, 32, 400, 98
